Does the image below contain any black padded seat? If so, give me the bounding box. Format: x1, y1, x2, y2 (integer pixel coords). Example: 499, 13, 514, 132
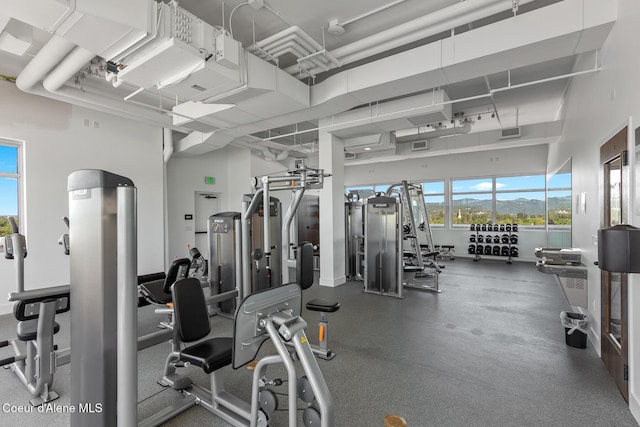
16, 320, 60, 342
306, 299, 340, 313
140, 279, 172, 305
403, 265, 424, 273
439, 245, 455, 249
180, 337, 233, 374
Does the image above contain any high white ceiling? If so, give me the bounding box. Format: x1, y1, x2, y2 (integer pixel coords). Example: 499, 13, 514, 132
0, 0, 615, 163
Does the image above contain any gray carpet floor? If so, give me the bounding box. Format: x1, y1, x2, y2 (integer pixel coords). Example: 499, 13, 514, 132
0, 258, 637, 426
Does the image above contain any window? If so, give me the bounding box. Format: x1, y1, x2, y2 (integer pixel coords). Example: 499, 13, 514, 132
451, 174, 549, 227
547, 172, 571, 226
451, 178, 493, 225
495, 175, 546, 225
422, 181, 444, 225
0, 141, 21, 237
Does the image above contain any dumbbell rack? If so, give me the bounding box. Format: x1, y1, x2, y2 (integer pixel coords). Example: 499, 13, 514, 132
468, 223, 518, 264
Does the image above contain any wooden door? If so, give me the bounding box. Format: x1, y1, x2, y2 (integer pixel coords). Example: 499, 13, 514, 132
600, 127, 629, 402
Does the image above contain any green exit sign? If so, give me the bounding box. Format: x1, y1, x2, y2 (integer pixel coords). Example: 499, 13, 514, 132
205, 176, 215, 185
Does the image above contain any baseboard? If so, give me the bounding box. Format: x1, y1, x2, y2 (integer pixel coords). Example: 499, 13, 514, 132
630, 391, 640, 425
587, 324, 601, 357
319, 275, 347, 287
0, 302, 13, 316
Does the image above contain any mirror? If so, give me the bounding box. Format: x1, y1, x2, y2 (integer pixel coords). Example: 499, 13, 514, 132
547, 158, 572, 248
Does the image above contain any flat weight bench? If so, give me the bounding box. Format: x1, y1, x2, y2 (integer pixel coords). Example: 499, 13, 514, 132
297, 242, 340, 360
435, 245, 455, 260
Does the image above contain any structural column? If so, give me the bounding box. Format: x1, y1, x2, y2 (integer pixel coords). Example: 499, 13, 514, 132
318, 125, 346, 287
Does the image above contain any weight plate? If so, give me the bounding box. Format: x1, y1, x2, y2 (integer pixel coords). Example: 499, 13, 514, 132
303, 406, 321, 426
259, 389, 278, 414
297, 376, 315, 403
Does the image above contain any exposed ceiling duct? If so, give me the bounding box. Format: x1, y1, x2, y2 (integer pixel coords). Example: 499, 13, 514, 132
283, 0, 536, 77
395, 122, 473, 144
0, 0, 617, 161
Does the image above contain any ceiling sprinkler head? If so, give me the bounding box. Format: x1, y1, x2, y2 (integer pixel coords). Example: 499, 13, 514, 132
328, 19, 346, 36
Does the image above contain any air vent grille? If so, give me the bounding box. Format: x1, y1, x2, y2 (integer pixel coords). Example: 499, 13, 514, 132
411, 140, 428, 151
500, 127, 521, 139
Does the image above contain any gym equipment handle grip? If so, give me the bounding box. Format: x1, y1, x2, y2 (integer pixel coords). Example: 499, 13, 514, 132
0, 340, 8, 348
0, 356, 16, 366
8, 217, 18, 233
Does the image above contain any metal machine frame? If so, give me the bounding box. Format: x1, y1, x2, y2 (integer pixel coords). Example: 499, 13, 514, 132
0, 217, 71, 406
67, 169, 335, 427
362, 196, 404, 298
387, 181, 442, 293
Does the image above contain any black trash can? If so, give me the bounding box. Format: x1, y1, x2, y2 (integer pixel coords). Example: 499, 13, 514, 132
561, 311, 588, 349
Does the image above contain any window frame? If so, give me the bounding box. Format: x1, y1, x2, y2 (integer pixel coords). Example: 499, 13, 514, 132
450, 173, 549, 228
547, 171, 572, 229
420, 180, 445, 228
0, 139, 23, 237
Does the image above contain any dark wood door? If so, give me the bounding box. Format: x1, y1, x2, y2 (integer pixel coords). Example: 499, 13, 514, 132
600, 127, 629, 402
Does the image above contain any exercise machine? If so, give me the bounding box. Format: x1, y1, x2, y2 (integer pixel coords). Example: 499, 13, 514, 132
66, 169, 334, 427
153, 279, 334, 427
362, 196, 404, 298
208, 211, 243, 315
345, 194, 365, 281
0, 217, 71, 406
387, 181, 442, 293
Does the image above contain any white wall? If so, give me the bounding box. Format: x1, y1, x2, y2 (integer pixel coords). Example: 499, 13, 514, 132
165, 146, 290, 263
345, 144, 550, 262
547, 0, 639, 421
0, 81, 165, 314
166, 148, 230, 261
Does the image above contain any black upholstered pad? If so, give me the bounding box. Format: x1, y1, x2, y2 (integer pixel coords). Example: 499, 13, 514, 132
403, 265, 424, 272
296, 242, 314, 290
140, 279, 172, 305
180, 337, 233, 374
306, 298, 340, 313
16, 319, 60, 341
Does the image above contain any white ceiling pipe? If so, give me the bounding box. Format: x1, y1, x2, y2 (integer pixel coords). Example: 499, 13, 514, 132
233, 139, 278, 160
268, 42, 330, 71
258, 33, 330, 64
15, 35, 76, 92
42, 46, 95, 92
285, 0, 534, 76
340, 0, 407, 26
257, 25, 340, 67
255, 26, 301, 50
21, 82, 182, 131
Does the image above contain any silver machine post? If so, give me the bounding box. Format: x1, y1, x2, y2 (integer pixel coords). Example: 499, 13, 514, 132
68, 170, 136, 427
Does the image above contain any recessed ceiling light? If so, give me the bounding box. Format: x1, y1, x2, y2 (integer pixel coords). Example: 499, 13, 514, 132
364, 147, 371, 151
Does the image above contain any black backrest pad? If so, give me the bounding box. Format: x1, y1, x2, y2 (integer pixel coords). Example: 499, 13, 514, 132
164, 258, 191, 293
13, 294, 71, 321
172, 277, 211, 343
297, 242, 314, 290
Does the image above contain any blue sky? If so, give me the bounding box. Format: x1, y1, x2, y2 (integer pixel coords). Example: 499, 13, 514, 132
0, 145, 18, 216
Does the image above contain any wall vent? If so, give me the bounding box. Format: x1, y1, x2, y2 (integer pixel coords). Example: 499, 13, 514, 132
345, 152, 357, 160
411, 140, 428, 151
500, 127, 521, 139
